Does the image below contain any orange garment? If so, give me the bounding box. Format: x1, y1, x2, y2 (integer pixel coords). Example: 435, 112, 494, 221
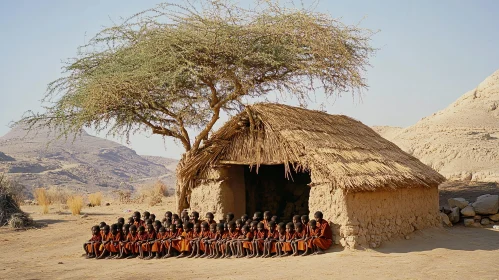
217, 231, 229, 253
103, 232, 122, 253
282, 232, 295, 252
152, 232, 167, 253
242, 232, 254, 250
198, 230, 211, 252
205, 219, 217, 225
85, 234, 102, 254
179, 231, 194, 252
163, 230, 179, 250
312, 219, 332, 250
141, 231, 156, 252
267, 230, 279, 253
170, 229, 184, 252
294, 229, 307, 251
253, 229, 267, 252
124, 232, 139, 254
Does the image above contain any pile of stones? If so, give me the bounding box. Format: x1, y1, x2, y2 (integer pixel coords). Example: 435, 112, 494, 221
439, 194, 499, 227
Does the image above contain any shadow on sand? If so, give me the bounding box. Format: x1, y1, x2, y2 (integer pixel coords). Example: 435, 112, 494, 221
374, 226, 499, 254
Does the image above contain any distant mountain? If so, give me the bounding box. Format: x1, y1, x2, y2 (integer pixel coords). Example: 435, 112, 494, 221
0, 125, 178, 195
374, 70, 499, 182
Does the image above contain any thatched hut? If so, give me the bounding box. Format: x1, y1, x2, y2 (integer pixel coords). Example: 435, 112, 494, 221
181, 103, 445, 248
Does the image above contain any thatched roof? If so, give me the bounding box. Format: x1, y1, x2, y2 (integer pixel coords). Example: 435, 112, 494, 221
181, 103, 445, 191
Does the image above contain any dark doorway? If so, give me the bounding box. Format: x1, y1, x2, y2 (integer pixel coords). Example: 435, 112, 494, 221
244, 165, 311, 220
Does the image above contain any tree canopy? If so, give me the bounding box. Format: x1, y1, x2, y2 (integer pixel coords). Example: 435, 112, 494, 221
19, 0, 376, 212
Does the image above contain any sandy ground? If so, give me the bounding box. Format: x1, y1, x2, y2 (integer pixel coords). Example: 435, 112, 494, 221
1, 197, 499, 280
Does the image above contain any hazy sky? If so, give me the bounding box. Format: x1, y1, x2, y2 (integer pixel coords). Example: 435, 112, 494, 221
1, 0, 498, 159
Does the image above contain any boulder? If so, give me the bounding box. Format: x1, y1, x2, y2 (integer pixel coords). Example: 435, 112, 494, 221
439, 212, 452, 227
472, 194, 499, 215
448, 198, 470, 209
448, 207, 460, 223
489, 213, 499, 222
481, 218, 491, 225
460, 205, 475, 217
463, 218, 474, 227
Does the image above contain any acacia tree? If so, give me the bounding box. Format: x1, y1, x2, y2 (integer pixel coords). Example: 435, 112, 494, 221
20, 1, 375, 212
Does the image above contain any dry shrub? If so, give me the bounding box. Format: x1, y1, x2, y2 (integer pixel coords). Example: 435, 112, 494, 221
67, 196, 83, 215
88, 192, 102, 206
148, 181, 170, 206
34, 188, 51, 214
114, 190, 132, 204
46, 186, 72, 205
1, 174, 31, 227
0, 176, 27, 205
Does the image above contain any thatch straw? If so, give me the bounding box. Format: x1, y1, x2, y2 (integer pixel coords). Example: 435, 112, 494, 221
181, 103, 445, 192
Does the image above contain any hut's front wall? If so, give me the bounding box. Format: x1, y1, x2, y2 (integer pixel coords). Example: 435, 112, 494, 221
189, 166, 245, 222
308, 183, 349, 244
341, 186, 440, 249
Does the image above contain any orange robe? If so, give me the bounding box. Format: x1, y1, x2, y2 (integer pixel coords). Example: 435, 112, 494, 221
152, 232, 167, 253
218, 231, 229, 252
312, 220, 332, 250
179, 231, 194, 252
253, 229, 267, 252
198, 231, 211, 252
141, 231, 156, 252
295, 229, 307, 251
163, 230, 179, 251
282, 232, 295, 252
137, 232, 149, 253
124, 233, 139, 254
171, 228, 184, 252
242, 232, 254, 250
268, 230, 279, 253
85, 234, 102, 254
102, 232, 122, 253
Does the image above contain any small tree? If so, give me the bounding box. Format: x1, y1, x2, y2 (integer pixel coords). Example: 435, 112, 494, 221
19, 1, 375, 212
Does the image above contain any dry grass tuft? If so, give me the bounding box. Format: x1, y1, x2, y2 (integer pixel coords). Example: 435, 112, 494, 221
67, 196, 84, 215
88, 192, 102, 206
34, 188, 51, 214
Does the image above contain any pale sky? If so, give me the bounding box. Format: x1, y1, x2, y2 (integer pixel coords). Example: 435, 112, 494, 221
1, 0, 498, 160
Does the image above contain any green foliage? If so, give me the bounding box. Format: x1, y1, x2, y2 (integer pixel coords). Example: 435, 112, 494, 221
19, 0, 375, 153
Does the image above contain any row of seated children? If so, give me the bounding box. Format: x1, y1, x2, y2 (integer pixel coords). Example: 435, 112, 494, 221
83, 210, 332, 259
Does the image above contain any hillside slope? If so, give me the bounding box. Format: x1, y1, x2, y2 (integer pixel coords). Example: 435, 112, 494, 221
0, 126, 177, 194
375, 70, 499, 181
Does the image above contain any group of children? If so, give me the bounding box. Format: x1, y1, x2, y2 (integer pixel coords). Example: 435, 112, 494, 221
83, 210, 332, 260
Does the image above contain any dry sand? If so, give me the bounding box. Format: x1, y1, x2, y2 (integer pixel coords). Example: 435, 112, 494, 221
1, 197, 499, 280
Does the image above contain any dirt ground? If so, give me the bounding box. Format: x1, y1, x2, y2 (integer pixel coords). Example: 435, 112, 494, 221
1, 194, 499, 280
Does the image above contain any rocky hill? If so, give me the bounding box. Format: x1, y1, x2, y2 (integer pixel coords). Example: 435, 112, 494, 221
374, 70, 499, 182
0, 126, 178, 195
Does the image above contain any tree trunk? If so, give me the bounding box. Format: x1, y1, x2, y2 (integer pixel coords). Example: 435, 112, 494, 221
175, 152, 192, 214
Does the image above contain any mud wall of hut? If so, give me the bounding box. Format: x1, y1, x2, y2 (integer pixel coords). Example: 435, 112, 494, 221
189, 166, 245, 222
341, 187, 440, 249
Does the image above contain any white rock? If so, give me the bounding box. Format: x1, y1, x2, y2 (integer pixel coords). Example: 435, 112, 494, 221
460, 205, 475, 217
439, 212, 452, 227
481, 218, 491, 225
448, 207, 460, 224
472, 194, 499, 215
489, 213, 499, 221
448, 198, 470, 209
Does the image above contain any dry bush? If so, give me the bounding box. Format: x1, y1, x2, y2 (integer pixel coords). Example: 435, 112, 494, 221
0, 176, 27, 205
143, 181, 170, 206
113, 190, 132, 204
34, 188, 51, 214
67, 196, 83, 215
46, 186, 72, 205
88, 192, 102, 206
1, 174, 31, 227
